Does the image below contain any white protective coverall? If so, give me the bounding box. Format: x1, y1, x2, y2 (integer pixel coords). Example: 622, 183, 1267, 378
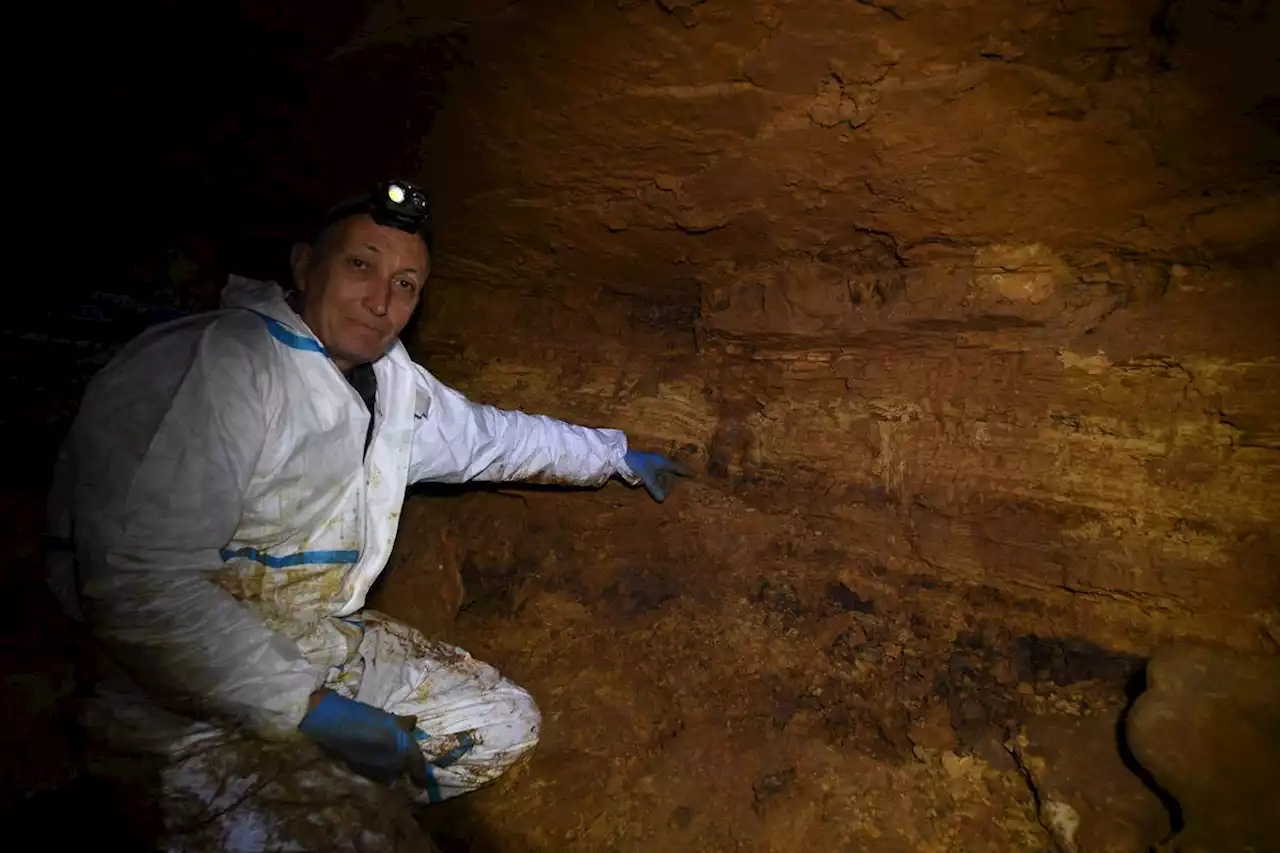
47, 276, 638, 851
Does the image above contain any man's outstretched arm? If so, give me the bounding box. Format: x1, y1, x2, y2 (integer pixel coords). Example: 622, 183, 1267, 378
408, 364, 690, 500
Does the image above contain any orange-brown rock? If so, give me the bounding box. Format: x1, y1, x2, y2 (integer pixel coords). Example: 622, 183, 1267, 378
361, 0, 1280, 654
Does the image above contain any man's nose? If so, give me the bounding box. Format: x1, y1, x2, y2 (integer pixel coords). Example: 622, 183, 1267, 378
363, 279, 392, 316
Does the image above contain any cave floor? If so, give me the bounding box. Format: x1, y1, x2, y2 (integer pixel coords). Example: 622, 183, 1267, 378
379, 489, 1169, 853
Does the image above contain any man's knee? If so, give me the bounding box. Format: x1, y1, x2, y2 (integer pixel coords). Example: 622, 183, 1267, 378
492, 679, 541, 762
411, 679, 540, 803
458, 678, 540, 779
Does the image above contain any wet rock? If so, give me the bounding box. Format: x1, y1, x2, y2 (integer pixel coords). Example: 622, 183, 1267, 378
1127, 645, 1280, 853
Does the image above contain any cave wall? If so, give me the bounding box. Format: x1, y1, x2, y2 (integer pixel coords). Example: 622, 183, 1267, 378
365, 0, 1280, 652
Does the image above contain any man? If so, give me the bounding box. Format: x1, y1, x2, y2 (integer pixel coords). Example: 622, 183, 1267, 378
47, 179, 689, 851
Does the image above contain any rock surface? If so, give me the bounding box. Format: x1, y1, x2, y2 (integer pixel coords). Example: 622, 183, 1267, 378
362, 0, 1280, 651
1011, 712, 1171, 852
1127, 645, 1280, 853
355, 1, 1280, 848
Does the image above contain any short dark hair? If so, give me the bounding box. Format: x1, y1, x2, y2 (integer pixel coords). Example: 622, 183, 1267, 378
306, 213, 433, 275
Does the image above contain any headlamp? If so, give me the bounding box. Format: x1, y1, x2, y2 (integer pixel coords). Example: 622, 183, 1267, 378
322, 179, 433, 241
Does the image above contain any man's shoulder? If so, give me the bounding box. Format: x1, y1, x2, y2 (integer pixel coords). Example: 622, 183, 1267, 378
202, 308, 285, 357
77, 308, 288, 424
101, 308, 282, 381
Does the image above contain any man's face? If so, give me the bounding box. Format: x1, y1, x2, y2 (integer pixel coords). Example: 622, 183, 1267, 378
291, 214, 430, 372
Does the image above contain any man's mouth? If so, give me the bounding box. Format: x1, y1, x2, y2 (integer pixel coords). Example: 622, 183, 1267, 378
351, 320, 388, 336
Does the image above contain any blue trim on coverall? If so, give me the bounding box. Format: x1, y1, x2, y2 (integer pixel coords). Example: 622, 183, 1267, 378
252, 312, 327, 353
219, 546, 360, 568
430, 731, 477, 769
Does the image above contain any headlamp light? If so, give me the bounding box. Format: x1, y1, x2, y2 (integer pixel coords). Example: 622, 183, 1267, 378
322, 179, 433, 241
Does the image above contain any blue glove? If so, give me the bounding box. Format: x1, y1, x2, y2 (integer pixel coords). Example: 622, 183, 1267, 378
623, 450, 693, 502
299, 691, 430, 787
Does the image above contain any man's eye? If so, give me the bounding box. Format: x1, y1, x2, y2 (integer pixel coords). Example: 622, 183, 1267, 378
348, 257, 369, 270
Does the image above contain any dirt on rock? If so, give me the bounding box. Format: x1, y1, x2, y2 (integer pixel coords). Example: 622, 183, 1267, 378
376, 484, 1176, 852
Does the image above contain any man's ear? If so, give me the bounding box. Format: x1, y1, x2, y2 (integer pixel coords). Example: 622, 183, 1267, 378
290, 242, 312, 290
